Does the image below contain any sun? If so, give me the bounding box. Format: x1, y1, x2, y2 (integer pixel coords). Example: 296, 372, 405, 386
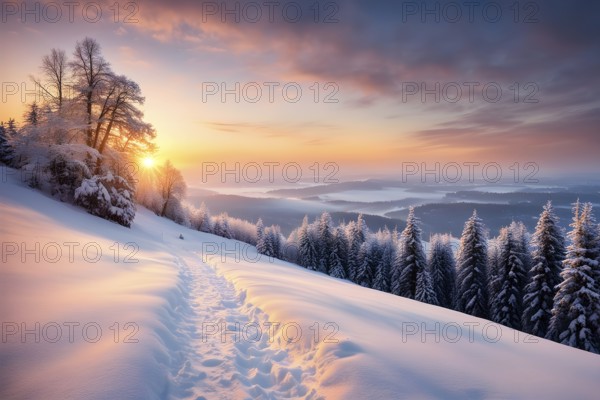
142, 156, 155, 169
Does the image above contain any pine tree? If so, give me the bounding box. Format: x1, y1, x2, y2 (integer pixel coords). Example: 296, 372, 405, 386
428, 234, 456, 308
487, 238, 501, 297
415, 267, 438, 305
298, 216, 319, 270
256, 218, 267, 255
390, 229, 403, 296
267, 226, 282, 258
347, 215, 367, 282
317, 212, 334, 274
396, 208, 428, 299
523, 202, 566, 337
329, 226, 349, 279
356, 239, 382, 288
6, 118, 17, 137
24, 102, 40, 126
490, 226, 528, 329
0, 122, 14, 165
547, 202, 600, 353
373, 230, 395, 293
455, 210, 489, 318
512, 221, 532, 274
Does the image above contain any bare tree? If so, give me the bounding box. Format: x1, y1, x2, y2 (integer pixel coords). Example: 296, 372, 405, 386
70, 37, 111, 146
155, 160, 187, 217
30, 48, 68, 112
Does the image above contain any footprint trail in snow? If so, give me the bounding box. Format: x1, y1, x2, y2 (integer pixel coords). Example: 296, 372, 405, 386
169, 256, 318, 400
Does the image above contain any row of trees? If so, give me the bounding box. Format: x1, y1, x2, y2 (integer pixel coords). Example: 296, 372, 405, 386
173, 196, 597, 353
242, 202, 598, 354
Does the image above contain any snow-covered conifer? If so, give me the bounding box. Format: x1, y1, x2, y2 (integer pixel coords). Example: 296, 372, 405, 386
547, 202, 600, 353
523, 202, 566, 337
455, 210, 489, 318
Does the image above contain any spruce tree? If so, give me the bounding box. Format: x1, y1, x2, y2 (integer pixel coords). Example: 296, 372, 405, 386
512, 221, 532, 274
523, 202, 566, 337
390, 229, 403, 296
256, 218, 267, 255
329, 226, 349, 279
317, 212, 334, 274
428, 234, 456, 308
490, 226, 528, 329
298, 216, 319, 271
347, 215, 367, 282
0, 121, 14, 165
356, 239, 381, 288
24, 102, 40, 126
397, 208, 428, 299
455, 210, 490, 318
373, 230, 395, 293
548, 202, 600, 353
415, 267, 438, 305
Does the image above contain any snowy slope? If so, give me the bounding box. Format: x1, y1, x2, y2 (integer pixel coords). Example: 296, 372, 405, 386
1, 169, 600, 400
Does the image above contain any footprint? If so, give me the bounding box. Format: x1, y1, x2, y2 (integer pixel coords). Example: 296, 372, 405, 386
201, 358, 224, 367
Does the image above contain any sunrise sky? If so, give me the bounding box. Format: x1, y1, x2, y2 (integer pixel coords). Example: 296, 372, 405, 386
1, 0, 599, 183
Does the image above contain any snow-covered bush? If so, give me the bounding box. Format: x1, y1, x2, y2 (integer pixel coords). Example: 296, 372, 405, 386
74, 172, 136, 227
46, 145, 97, 201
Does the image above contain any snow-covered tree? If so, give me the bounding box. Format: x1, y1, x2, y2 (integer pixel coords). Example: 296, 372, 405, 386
70, 37, 111, 147
92, 74, 147, 156
317, 212, 335, 274
30, 48, 68, 112
490, 226, 528, 329
523, 202, 566, 337
396, 208, 428, 299
212, 213, 232, 239
256, 218, 267, 255
298, 216, 319, 270
329, 226, 349, 280
74, 171, 136, 227
511, 221, 532, 274
24, 102, 40, 126
373, 230, 395, 293
415, 266, 438, 305
428, 234, 456, 309
188, 202, 212, 233
356, 239, 381, 288
0, 121, 14, 165
455, 210, 489, 318
261, 225, 283, 259
226, 215, 258, 245
155, 160, 186, 218
487, 238, 500, 293
390, 229, 404, 296
6, 118, 18, 137
46, 144, 97, 200
547, 202, 600, 353
346, 215, 367, 282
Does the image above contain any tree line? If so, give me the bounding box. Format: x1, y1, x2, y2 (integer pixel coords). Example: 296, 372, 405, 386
155, 194, 600, 354
253, 202, 599, 354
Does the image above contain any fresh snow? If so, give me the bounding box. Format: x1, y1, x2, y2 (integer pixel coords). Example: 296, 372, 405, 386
1, 169, 600, 399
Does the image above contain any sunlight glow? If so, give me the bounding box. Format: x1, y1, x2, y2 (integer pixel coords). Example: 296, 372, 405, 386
142, 156, 155, 169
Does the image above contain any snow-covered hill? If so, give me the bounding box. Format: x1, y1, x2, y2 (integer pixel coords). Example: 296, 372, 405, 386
1, 169, 599, 400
